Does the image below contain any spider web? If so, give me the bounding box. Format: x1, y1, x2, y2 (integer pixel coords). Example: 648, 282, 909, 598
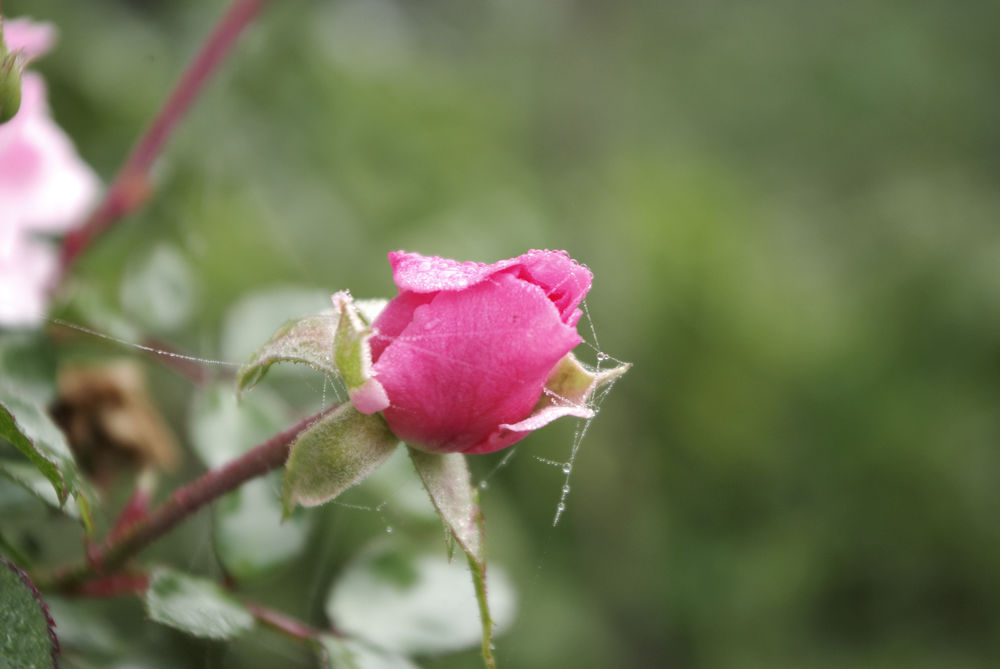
43, 299, 625, 666
48, 296, 625, 527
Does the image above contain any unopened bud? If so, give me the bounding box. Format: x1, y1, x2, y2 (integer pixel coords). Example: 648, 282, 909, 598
0, 36, 23, 123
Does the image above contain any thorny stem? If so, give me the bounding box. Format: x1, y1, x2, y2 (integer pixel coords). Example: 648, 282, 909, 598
33, 407, 334, 592
58, 0, 268, 274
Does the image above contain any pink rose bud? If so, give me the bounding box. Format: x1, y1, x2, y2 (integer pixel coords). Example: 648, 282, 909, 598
366, 249, 594, 454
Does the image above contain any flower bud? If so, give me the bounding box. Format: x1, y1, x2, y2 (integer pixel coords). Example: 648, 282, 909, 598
0, 46, 22, 124
363, 249, 600, 454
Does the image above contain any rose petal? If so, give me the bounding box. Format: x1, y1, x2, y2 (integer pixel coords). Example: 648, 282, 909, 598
369, 290, 433, 361
388, 250, 517, 293
0, 229, 57, 327
471, 403, 595, 455
509, 249, 593, 323
0, 74, 100, 234
387, 249, 591, 324
374, 272, 582, 453
3, 18, 57, 60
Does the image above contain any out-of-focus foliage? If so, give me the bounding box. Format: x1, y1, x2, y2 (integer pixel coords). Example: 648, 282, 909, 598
5, 0, 1000, 666
0, 559, 58, 668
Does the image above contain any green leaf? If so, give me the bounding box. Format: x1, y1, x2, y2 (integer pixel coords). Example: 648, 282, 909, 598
236, 312, 340, 393
144, 568, 254, 640
120, 243, 197, 334
408, 450, 497, 666
0, 559, 58, 669
363, 448, 437, 522
55, 282, 143, 343
0, 333, 57, 404
0, 384, 82, 505
325, 542, 515, 656
45, 596, 122, 658
281, 404, 399, 513
215, 476, 311, 580
188, 383, 289, 470
188, 383, 311, 578
320, 635, 420, 669
0, 460, 81, 520
0, 530, 33, 567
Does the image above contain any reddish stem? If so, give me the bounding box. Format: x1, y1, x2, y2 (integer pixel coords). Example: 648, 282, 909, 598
59, 0, 268, 273
75, 571, 150, 598
34, 407, 333, 592
107, 471, 155, 542
246, 602, 333, 641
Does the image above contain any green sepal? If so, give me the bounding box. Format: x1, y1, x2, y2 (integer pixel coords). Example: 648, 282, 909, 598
281, 404, 399, 515
0, 48, 21, 124
499, 352, 631, 434
332, 291, 389, 414
236, 312, 340, 393
235, 293, 391, 417
408, 449, 495, 668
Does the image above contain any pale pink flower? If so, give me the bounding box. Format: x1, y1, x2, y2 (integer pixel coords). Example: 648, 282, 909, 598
4, 17, 57, 60
0, 73, 100, 235
0, 17, 99, 328
0, 223, 57, 327
367, 250, 593, 454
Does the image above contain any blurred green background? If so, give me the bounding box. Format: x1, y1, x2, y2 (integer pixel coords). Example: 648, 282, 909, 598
6, 0, 1000, 666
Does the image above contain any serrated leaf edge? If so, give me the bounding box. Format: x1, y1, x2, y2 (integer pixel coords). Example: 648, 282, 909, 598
1, 558, 60, 667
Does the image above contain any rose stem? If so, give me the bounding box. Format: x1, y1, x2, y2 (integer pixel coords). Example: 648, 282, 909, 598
245, 602, 338, 641
33, 406, 333, 592
59, 0, 268, 274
